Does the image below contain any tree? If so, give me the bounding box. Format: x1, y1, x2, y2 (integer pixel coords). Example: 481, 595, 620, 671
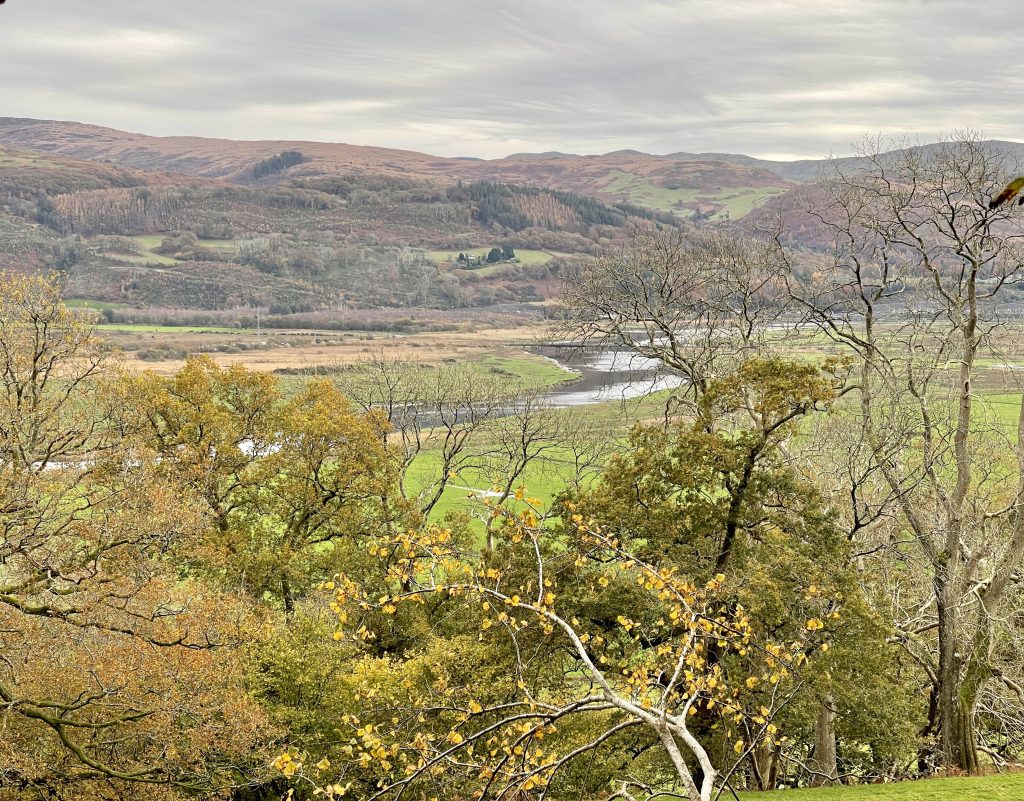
269, 362, 846, 801
339, 355, 510, 520
783, 134, 1024, 773
0, 274, 273, 795
563, 359, 887, 789
558, 229, 787, 406
299, 505, 838, 801
125, 358, 407, 613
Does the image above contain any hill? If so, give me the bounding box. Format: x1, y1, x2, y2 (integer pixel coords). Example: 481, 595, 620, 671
0, 117, 796, 220
0, 124, 680, 316
5, 118, 1024, 320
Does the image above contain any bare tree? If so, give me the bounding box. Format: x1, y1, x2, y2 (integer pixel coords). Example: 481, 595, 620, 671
783, 134, 1024, 773
557, 229, 788, 406
342, 356, 614, 547
340, 354, 509, 518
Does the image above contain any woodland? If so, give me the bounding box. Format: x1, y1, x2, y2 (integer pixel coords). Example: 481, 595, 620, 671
2, 135, 1024, 801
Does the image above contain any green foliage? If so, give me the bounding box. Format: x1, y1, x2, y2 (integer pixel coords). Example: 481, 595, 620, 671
124, 357, 414, 610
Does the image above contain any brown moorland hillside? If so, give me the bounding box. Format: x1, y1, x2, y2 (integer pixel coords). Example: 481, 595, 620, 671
0, 117, 796, 219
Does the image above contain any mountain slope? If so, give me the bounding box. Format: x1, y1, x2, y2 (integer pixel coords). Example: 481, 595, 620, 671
0, 118, 796, 219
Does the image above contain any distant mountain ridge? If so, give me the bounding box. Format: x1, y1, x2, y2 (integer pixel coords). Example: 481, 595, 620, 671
3, 117, 1024, 220
0, 117, 796, 220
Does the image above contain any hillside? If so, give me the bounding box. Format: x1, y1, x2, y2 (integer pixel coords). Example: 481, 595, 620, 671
5, 118, 1024, 320
0, 126, 681, 316
0, 117, 796, 220
6, 119, 1024, 225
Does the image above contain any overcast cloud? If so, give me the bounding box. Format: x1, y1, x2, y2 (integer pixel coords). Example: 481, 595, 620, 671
1, 0, 1021, 159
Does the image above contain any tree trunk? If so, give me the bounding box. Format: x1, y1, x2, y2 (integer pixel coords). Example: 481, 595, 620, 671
809, 694, 838, 786
281, 575, 295, 616
749, 742, 776, 791
944, 699, 980, 775
936, 579, 980, 774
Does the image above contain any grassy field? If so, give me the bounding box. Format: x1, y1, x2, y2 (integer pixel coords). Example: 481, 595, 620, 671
738, 772, 1024, 800
404, 385, 675, 527
473, 353, 576, 387
112, 248, 179, 266
97, 234, 240, 266
599, 169, 787, 218
404, 446, 584, 524
427, 249, 569, 268
331, 351, 575, 394
124, 234, 237, 251
0, 151, 63, 168
65, 298, 130, 311
708, 186, 791, 219
978, 392, 1022, 430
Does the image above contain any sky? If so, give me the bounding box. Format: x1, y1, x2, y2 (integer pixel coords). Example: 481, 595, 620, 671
1, 0, 1022, 161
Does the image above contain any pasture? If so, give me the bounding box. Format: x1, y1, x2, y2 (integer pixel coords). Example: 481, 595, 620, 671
738, 772, 1024, 800
427, 248, 570, 268
599, 168, 787, 218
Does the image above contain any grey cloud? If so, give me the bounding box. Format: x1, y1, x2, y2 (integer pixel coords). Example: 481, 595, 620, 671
0, 0, 1021, 159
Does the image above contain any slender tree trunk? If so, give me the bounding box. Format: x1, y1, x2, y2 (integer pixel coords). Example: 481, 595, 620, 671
809, 694, 838, 786
281, 575, 295, 616
917, 685, 939, 774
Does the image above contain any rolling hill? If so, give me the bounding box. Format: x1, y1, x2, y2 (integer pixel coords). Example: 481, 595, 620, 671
4, 117, 1024, 320
0, 117, 797, 220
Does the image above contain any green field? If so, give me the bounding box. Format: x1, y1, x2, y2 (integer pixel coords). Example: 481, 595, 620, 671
405, 445, 586, 525
64, 298, 130, 311
599, 169, 787, 218
738, 772, 1024, 800
428, 249, 569, 269
125, 234, 237, 251
404, 384, 674, 528
112, 244, 179, 265
708, 186, 791, 219
0, 151, 63, 168
980, 392, 1023, 430
98, 234, 241, 266
473, 353, 577, 388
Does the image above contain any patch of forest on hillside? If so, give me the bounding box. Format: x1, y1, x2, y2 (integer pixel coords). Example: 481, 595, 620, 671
0, 152, 681, 316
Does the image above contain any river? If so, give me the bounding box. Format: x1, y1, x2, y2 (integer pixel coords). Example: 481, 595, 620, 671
534, 346, 686, 408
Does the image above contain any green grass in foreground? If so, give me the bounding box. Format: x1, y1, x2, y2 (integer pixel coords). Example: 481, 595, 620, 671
739, 772, 1024, 800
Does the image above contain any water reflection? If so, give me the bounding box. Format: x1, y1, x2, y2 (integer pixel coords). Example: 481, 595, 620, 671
534, 347, 686, 407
